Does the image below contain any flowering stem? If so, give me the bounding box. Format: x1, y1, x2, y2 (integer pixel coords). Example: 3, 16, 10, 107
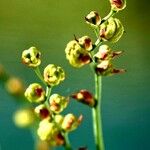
34, 67, 46, 85
64, 133, 72, 150
92, 74, 105, 150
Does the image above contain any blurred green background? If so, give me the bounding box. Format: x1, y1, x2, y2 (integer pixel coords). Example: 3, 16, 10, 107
0, 0, 150, 149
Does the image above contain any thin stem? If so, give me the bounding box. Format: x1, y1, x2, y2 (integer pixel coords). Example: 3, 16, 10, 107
64, 133, 72, 150
34, 67, 46, 85
101, 9, 116, 24
44, 86, 52, 109
92, 75, 105, 150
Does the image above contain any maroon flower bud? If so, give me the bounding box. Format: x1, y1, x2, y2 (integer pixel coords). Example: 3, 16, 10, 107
71, 90, 95, 107
35, 104, 50, 119
109, 0, 126, 11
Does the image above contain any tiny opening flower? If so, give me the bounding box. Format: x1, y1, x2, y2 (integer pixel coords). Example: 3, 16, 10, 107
85, 11, 101, 27
24, 83, 45, 103
109, 0, 126, 11
43, 64, 65, 86
49, 94, 69, 114
100, 17, 124, 43
22, 47, 41, 67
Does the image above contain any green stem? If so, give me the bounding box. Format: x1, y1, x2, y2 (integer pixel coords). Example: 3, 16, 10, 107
45, 86, 52, 108
34, 67, 46, 85
101, 9, 116, 24
92, 74, 105, 150
64, 133, 72, 150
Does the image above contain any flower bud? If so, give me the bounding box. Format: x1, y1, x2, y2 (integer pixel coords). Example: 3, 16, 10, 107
49, 94, 69, 114
65, 40, 92, 68
25, 83, 45, 103
13, 108, 35, 128
95, 60, 113, 76
22, 47, 41, 67
35, 104, 50, 119
109, 0, 126, 11
50, 133, 65, 146
5, 77, 24, 96
94, 45, 111, 61
78, 36, 93, 51
61, 114, 83, 132
37, 119, 59, 141
71, 90, 95, 107
54, 115, 64, 125
95, 60, 125, 76
100, 17, 124, 43
43, 64, 65, 86
85, 11, 101, 27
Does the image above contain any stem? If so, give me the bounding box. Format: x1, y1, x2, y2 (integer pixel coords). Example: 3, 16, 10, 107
64, 133, 72, 150
92, 74, 105, 150
34, 67, 46, 85
101, 9, 116, 24
45, 86, 52, 107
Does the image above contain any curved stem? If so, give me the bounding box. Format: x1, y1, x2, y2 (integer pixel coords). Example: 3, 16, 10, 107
101, 9, 116, 24
64, 133, 72, 150
34, 67, 46, 85
92, 75, 105, 150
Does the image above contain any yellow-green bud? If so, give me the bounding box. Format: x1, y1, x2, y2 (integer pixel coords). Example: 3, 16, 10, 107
61, 114, 83, 132
35, 104, 50, 119
54, 115, 64, 125
109, 0, 126, 11
65, 40, 91, 68
37, 119, 58, 141
25, 83, 45, 103
5, 77, 24, 96
43, 64, 65, 86
85, 11, 101, 27
49, 94, 69, 114
22, 47, 41, 67
13, 108, 35, 128
100, 17, 124, 43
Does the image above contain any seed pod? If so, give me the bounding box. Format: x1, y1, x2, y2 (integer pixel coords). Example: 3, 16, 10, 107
22, 47, 41, 67
24, 83, 45, 103
43, 64, 65, 86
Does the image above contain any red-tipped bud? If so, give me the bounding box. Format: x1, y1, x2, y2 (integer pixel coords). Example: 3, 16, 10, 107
71, 90, 95, 107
